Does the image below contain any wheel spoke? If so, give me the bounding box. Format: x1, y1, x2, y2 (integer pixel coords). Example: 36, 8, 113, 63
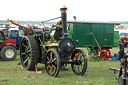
52, 64, 56, 73
77, 65, 80, 73
50, 52, 53, 60
22, 52, 26, 55
47, 56, 50, 61
23, 59, 28, 64
81, 63, 83, 68
74, 64, 76, 70
80, 54, 82, 60
27, 45, 30, 50
52, 58, 56, 62
26, 40, 28, 46
81, 61, 85, 68
52, 64, 56, 70
50, 66, 52, 72
47, 65, 51, 69
79, 55, 84, 70
27, 55, 31, 60
22, 43, 27, 48
28, 54, 31, 57
25, 39, 28, 44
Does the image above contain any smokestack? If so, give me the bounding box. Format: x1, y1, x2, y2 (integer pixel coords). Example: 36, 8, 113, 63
73, 16, 76, 21
60, 5, 67, 38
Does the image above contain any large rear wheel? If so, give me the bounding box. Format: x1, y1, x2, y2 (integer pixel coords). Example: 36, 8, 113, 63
45, 49, 60, 77
71, 49, 87, 76
20, 36, 40, 70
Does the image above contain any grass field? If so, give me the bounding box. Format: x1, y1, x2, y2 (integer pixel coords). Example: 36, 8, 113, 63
0, 47, 127, 85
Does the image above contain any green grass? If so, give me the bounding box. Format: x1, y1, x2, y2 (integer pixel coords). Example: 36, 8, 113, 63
0, 47, 126, 85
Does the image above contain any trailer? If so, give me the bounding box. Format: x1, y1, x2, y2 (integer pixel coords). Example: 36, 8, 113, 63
114, 31, 119, 47
67, 21, 120, 61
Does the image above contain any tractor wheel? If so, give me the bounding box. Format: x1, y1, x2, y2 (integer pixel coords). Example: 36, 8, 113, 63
0, 46, 17, 61
20, 36, 40, 71
45, 49, 60, 77
71, 49, 87, 76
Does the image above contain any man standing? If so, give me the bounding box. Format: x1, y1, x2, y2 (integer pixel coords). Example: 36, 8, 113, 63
118, 40, 124, 60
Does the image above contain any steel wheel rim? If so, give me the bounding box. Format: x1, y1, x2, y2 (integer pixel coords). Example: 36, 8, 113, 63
20, 38, 32, 69
5, 49, 14, 58
46, 51, 57, 76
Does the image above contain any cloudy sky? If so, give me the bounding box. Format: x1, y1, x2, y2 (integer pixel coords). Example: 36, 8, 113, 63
0, 0, 128, 21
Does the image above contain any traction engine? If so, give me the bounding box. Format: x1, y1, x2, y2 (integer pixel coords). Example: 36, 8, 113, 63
9, 6, 88, 77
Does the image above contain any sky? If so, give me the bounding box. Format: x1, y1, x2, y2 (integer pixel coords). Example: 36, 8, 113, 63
0, 0, 128, 21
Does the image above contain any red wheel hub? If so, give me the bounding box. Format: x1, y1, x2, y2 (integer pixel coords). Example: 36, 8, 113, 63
100, 49, 111, 60
75, 52, 80, 59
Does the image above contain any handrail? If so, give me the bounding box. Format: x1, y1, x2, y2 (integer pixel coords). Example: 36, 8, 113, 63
91, 33, 101, 51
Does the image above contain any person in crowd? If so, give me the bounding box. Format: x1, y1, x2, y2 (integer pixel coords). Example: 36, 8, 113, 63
118, 40, 124, 60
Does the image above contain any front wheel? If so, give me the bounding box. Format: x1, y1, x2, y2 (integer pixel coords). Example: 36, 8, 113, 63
45, 49, 60, 77
71, 49, 87, 76
0, 46, 17, 61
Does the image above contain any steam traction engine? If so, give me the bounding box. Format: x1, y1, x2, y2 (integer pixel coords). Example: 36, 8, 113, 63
18, 7, 87, 77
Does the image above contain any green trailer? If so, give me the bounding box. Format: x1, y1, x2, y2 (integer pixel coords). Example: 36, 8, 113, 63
67, 21, 120, 61
114, 31, 119, 47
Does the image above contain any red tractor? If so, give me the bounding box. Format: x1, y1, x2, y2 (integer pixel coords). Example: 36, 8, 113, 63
0, 31, 17, 61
